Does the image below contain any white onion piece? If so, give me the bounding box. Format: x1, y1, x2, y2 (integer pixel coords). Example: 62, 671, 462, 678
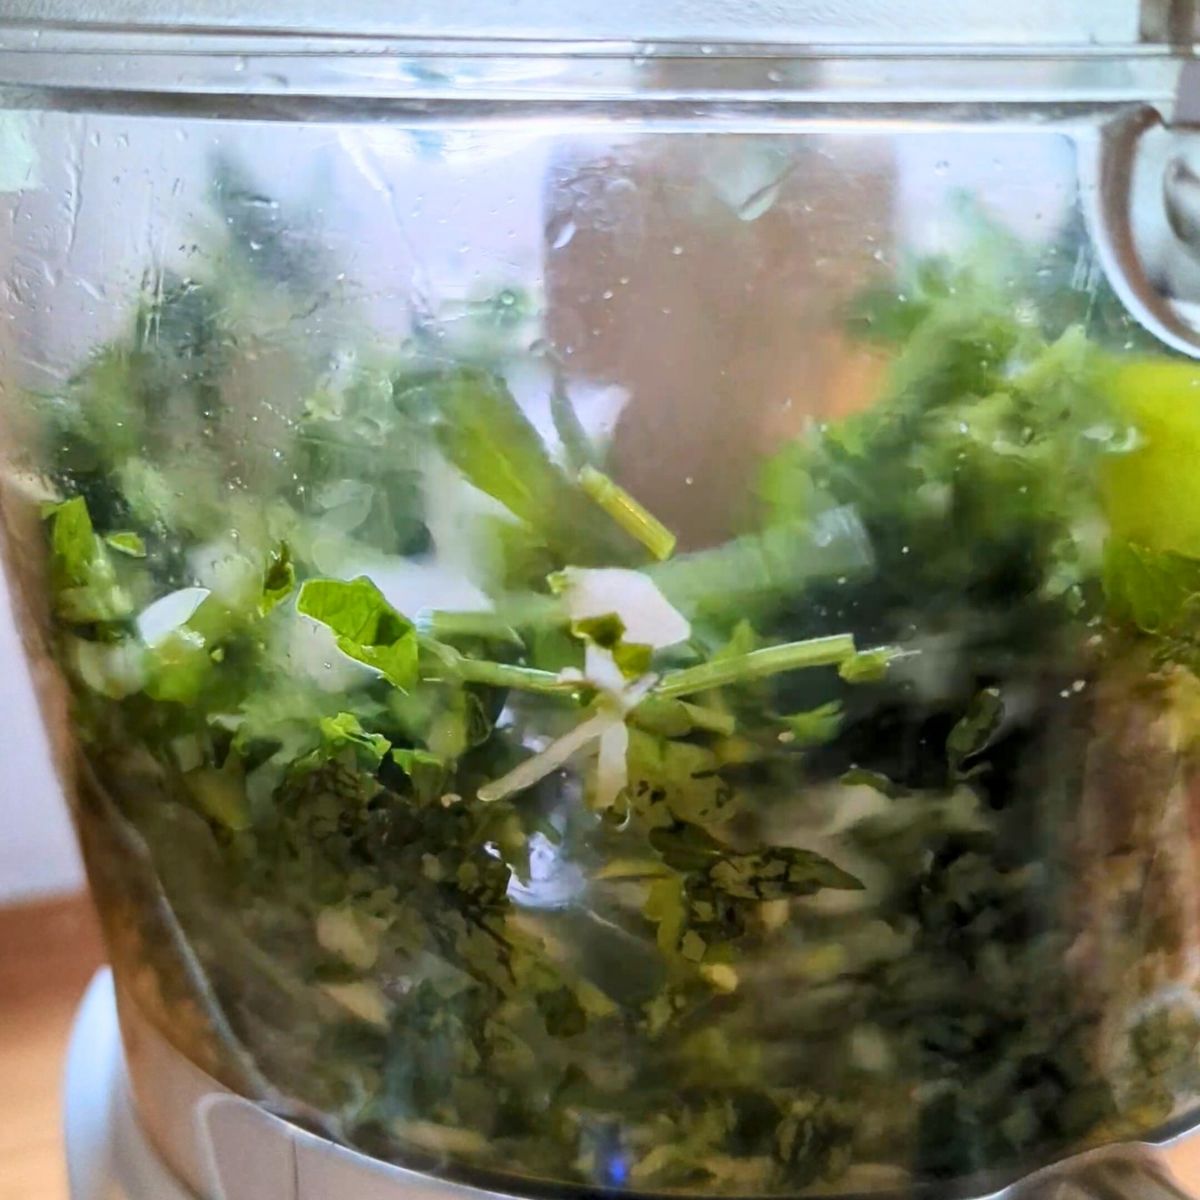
594, 721, 631, 811
136, 587, 210, 648
478, 711, 619, 804
559, 567, 690, 649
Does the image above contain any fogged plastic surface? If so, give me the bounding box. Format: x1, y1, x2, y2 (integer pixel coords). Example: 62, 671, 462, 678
4, 101, 1200, 1200
0, 0, 1147, 45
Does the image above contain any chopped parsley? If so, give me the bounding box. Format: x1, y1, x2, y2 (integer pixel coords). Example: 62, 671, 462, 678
19, 180, 1200, 1196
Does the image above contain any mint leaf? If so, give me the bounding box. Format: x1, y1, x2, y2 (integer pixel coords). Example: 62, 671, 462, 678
297, 576, 418, 690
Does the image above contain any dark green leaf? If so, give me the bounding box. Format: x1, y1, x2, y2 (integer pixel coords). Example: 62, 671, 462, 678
260, 542, 296, 616
946, 687, 1005, 775
707, 847, 863, 900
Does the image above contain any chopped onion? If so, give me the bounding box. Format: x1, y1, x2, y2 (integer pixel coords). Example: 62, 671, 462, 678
558, 567, 690, 649
136, 587, 210, 648
478, 711, 619, 804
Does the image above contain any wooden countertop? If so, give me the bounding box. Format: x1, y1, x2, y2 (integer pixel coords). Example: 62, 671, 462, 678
0, 893, 105, 1200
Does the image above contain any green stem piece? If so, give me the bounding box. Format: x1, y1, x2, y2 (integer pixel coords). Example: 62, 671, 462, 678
420, 609, 524, 647
579, 466, 678, 562
655, 635, 857, 700
420, 638, 584, 697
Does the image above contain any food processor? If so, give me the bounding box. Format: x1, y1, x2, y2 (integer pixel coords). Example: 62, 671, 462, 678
11, 2, 1200, 1198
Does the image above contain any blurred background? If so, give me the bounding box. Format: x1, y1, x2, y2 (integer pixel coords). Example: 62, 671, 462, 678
0, 564, 80, 906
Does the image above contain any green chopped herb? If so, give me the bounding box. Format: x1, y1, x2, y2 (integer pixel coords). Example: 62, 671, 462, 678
579, 465, 678, 561
26, 179, 1200, 1198
297, 576, 419, 690
105, 531, 147, 558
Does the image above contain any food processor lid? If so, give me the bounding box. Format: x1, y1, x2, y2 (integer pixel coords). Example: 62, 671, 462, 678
0, 0, 1190, 45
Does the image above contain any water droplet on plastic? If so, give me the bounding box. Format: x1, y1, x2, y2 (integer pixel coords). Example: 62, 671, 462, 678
737, 178, 784, 223
548, 215, 577, 251
672, 245, 684, 256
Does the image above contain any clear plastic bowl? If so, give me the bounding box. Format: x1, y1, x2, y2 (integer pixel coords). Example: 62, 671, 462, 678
4, 9, 1200, 1197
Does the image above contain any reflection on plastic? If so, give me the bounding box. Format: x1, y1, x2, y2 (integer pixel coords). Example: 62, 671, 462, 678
1003, 1145, 1193, 1199
202, 1095, 297, 1200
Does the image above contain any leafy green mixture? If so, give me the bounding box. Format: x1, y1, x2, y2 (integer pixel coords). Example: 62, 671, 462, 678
15, 178, 1200, 1194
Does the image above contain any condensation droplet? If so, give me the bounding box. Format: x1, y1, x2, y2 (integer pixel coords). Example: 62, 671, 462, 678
548, 215, 577, 251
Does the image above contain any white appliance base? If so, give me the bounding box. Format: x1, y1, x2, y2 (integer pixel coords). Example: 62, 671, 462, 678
64, 969, 194, 1200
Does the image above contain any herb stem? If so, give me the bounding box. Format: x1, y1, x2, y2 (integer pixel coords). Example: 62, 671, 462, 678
456, 659, 582, 696
419, 609, 524, 647
550, 366, 597, 473
655, 635, 857, 699
679, 702, 738, 736
423, 640, 583, 697
579, 466, 677, 562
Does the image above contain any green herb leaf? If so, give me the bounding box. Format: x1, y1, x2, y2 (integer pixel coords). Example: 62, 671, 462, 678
426, 368, 570, 530
708, 847, 864, 900
779, 702, 844, 747
105, 531, 147, 558
145, 629, 212, 704
314, 712, 392, 770
946, 687, 1005, 775
393, 747, 448, 800
259, 542, 296, 616
45, 497, 132, 624
839, 647, 902, 685
297, 576, 418, 690
1103, 538, 1200, 638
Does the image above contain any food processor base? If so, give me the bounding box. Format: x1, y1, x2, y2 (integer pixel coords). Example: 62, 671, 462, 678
64, 969, 193, 1200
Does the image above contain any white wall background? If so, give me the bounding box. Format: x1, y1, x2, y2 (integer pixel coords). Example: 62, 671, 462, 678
0, 567, 83, 902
